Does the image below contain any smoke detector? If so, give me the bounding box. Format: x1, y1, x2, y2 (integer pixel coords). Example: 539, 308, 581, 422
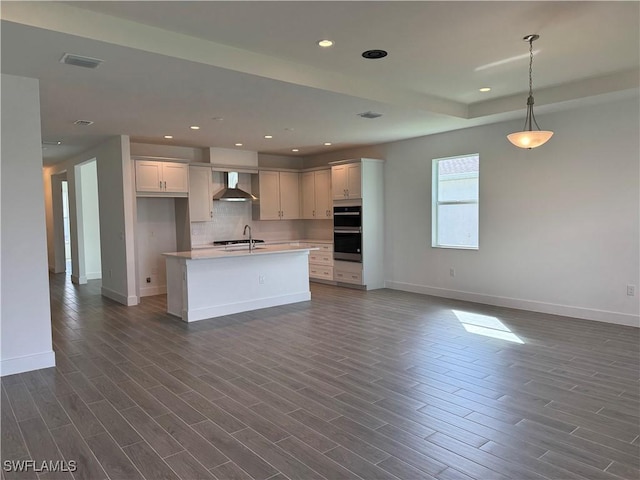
357, 111, 383, 119
74, 120, 94, 126
60, 53, 104, 69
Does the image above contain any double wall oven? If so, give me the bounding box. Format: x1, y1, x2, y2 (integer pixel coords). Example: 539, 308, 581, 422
333, 203, 362, 262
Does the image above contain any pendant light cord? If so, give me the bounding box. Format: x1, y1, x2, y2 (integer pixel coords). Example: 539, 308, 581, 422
528, 38, 534, 98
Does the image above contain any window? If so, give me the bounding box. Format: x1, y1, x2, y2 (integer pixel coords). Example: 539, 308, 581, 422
432, 154, 479, 249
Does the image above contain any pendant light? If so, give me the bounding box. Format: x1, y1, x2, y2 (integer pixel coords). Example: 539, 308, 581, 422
507, 34, 554, 149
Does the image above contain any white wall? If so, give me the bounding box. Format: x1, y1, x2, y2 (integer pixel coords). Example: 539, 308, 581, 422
1, 74, 55, 375
136, 198, 177, 296
307, 96, 640, 326
79, 160, 101, 280
44, 135, 137, 305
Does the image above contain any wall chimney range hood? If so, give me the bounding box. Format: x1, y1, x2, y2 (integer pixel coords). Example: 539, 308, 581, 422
213, 172, 257, 202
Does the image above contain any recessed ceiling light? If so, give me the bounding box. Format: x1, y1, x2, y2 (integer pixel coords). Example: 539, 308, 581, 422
292, 149, 299, 152
235, 143, 243, 147
190, 125, 200, 130
362, 49, 388, 59
264, 135, 273, 139
164, 135, 173, 139
318, 39, 334, 48
323, 142, 332, 146
479, 87, 491, 92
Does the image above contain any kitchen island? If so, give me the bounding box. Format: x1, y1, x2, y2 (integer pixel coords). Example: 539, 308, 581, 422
163, 244, 317, 322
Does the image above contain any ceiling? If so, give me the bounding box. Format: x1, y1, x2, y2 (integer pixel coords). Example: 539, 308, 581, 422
1, 1, 638, 165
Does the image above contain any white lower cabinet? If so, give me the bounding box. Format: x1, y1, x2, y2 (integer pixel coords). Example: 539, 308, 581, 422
306, 242, 334, 281
334, 260, 363, 285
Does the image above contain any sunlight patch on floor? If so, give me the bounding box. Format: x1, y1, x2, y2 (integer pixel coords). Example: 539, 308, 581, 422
453, 310, 524, 344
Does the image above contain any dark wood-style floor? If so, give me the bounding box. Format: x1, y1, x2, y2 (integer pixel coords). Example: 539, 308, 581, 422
2, 273, 639, 480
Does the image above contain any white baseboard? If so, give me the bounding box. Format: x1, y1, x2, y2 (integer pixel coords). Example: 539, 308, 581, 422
140, 285, 167, 297
385, 281, 640, 328
86, 272, 102, 280
183, 291, 311, 322
101, 286, 139, 306
1, 350, 56, 376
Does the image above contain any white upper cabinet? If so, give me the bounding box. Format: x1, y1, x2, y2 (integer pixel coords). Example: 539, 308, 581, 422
314, 169, 333, 219
135, 160, 188, 196
301, 172, 316, 219
279, 172, 300, 219
162, 163, 190, 193
331, 162, 361, 200
188, 166, 213, 222
302, 169, 332, 219
252, 170, 300, 220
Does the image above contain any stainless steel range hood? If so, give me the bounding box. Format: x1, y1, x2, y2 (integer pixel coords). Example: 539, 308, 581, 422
213, 172, 257, 202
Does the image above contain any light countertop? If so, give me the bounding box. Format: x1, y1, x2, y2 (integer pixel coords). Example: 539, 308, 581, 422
192, 238, 332, 250
163, 243, 319, 260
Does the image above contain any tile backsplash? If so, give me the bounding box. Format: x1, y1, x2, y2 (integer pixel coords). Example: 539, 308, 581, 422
190, 201, 310, 246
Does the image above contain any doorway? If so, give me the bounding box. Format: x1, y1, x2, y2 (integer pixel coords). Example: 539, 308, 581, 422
61, 180, 71, 274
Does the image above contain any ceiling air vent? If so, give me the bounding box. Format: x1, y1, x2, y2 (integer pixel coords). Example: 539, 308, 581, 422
357, 111, 383, 119
74, 120, 94, 126
60, 53, 104, 69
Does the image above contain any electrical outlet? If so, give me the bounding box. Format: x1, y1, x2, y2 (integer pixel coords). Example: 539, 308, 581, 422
146, 277, 151, 284
627, 285, 636, 296
259, 275, 265, 284
450, 268, 455, 277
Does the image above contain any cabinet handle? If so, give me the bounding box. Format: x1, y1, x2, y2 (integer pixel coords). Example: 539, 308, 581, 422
159, 180, 163, 189
210, 211, 213, 218
313, 210, 315, 217
164, 181, 167, 190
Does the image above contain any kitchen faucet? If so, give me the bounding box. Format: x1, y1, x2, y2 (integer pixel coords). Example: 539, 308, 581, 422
243, 224, 253, 252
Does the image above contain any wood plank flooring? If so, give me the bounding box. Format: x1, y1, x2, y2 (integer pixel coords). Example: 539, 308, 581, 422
1, 273, 639, 480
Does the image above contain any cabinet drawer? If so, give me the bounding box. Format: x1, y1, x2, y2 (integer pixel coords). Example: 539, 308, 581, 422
309, 253, 333, 266
313, 243, 333, 253
306, 242, 333, 253
309, 266, 333, 280
334, 269, 362, 285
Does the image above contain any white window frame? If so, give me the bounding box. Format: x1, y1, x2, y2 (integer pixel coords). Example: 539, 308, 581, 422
431, 153, 479, 250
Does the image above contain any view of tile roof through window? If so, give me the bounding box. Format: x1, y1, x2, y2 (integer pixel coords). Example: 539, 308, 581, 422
439, 155, 479, 175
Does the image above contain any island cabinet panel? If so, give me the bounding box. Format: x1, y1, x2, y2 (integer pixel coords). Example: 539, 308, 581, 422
135, 160, 188, 196
163, 245, 315, 322
301, 169, 332, 220
332, 162, 361, 200
252, 170, 300, 220
188, 166, 213, 222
